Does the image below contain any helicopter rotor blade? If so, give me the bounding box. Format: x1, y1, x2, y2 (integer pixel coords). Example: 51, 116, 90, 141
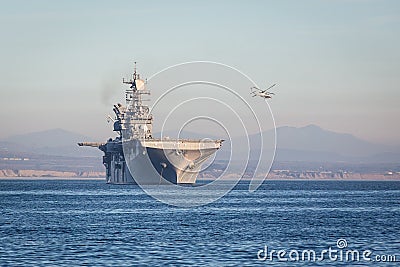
266, 83, 276, 91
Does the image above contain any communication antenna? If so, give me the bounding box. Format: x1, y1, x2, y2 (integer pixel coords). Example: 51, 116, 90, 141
133, 61, 137, 80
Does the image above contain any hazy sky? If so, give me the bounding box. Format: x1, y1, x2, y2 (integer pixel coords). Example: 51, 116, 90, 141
1, 0, 399, 144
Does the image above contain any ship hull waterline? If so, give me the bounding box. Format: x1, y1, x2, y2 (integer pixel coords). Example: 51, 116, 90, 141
106, 138, 221, 185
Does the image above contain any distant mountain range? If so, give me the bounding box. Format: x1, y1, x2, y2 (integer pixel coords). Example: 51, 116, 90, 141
257, 125, 400, 163
0, 125, 399, 162
271, 125, 400, 163
0, 128, 102, 157
275, 125, 386, 157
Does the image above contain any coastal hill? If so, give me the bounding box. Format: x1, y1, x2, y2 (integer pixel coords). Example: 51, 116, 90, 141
270, 125, 400, 163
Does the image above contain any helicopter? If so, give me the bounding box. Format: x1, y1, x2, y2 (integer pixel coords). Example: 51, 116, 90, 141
250, 84, 276, 99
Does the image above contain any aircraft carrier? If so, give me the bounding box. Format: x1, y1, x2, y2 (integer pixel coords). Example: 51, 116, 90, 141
79, 64, 223, 184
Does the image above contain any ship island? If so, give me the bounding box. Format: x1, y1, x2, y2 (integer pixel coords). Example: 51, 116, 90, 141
78, 64, 223, 184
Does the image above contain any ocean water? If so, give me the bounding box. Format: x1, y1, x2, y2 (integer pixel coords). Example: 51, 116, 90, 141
0, 180, 399, 266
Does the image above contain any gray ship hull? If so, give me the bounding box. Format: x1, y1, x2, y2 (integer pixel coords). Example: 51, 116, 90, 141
104, 138, 221, 185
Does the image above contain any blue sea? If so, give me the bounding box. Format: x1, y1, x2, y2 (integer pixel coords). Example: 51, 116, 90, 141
0, 180, 399, 266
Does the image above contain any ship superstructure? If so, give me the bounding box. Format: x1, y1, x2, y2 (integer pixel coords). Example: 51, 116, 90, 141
79, 64, 223, 184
